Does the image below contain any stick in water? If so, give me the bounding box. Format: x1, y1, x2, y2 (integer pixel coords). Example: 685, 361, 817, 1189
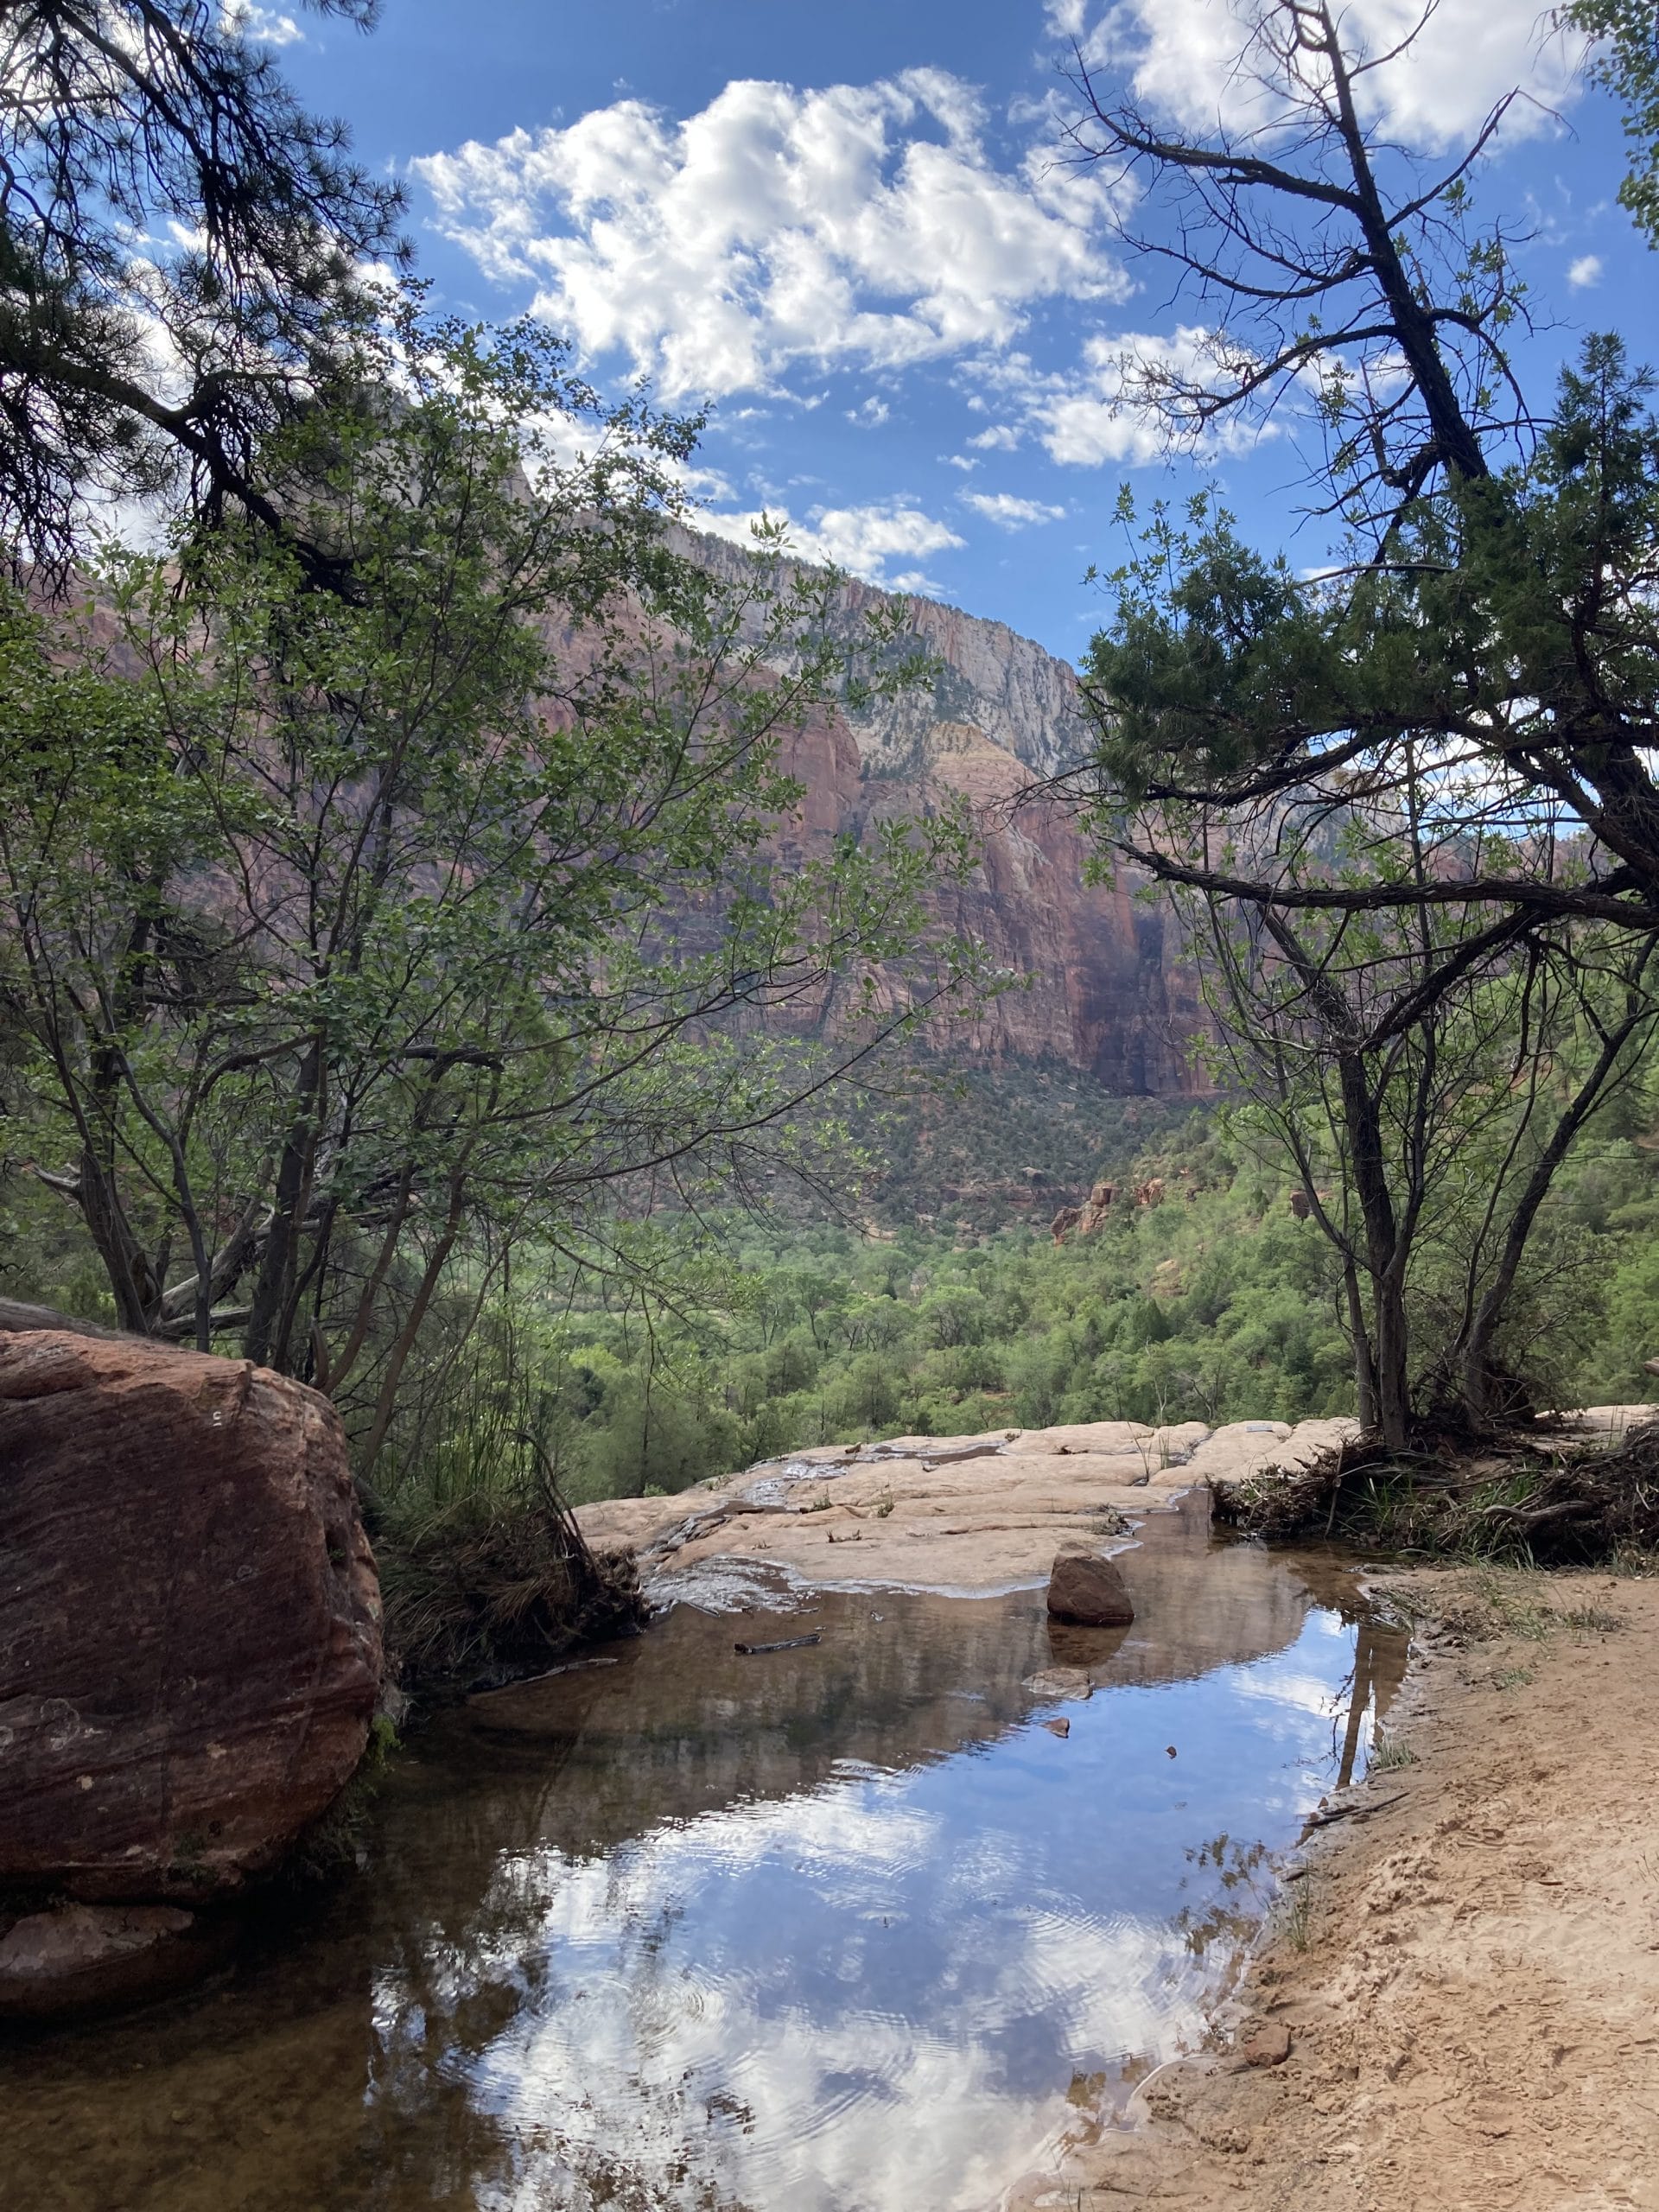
734, 1632, 823, 1655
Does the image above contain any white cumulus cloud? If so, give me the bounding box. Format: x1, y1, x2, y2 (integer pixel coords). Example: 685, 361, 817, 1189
1010, 326, 1265, 467
219, 1, 303, 44
700, 499, 964, 592
962, 491, 1066, 529
412, 71, 1127, 402
1567, 252, 1604, 289
1070, 0, 1586, 152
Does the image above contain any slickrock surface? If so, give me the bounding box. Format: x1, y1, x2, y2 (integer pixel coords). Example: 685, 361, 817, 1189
576, 1415, 1357, 1596
0, 1328, 382, 1904
1007, 1562, 1659, 2212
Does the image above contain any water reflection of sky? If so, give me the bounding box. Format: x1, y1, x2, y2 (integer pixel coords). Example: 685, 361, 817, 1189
366, 1605, 1375, 2212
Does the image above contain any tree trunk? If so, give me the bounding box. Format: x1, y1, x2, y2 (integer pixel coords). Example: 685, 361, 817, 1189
1343, 1255, 1379, 1433
354, 1174, 468, 1484
76, 1147, 158, 1335
1370, 1269, 1413, 1452
1459, 986, 1654, 1426
1335, 1046, 1414, 1449
244, 1039, 322, 1370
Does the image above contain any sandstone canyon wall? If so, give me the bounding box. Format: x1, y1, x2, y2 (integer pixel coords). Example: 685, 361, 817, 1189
680, 528, 1210, 1097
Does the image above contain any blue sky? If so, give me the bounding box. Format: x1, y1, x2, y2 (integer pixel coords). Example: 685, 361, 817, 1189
269, 0, 1656, 660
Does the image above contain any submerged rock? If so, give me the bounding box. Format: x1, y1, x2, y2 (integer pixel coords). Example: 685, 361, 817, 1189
1046, 1544, 1135, 1626
1023, 1667, 1095, 1700
0, 1327, 382, 1906
0, 1902, 233, 2020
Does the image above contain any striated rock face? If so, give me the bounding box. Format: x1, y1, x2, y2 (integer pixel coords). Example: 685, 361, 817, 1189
575, 1414, 1357, 1604
0, 1329, 382, 1904
681, 529, 1211, 1095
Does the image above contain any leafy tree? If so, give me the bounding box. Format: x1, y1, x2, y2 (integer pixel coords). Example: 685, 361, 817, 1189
1569, 0, 1659, 247
1052, 0, 1659, 1432
1077, 348, 1659, 1432
0, 306, 985, 1485
1061, 1, 1659, 952
1079, 342, 1659, 952
1190, 844, 1656, 1440
0, 0, 404, 577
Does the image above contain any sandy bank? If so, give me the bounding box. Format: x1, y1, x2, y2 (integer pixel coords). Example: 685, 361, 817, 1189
1012, 1560, 1659, 2212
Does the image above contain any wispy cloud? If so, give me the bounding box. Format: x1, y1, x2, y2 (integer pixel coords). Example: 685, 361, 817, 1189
979, 327, 1268, 468
699, 498, 964, 592
962, 491, 1065, 529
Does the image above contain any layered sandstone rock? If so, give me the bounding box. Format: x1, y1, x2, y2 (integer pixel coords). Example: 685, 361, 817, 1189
0, 1328, 382, 1905
1052, 1179, 1116, 1243
575, 1414, 1356, 1601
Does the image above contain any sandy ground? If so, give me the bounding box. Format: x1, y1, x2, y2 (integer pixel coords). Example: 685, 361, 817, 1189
575, 1415, 1357, 1594
1010, 1560, 1659, 2212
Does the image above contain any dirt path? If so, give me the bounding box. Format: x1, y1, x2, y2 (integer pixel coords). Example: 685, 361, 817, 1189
1014, 1564, 1659, 2212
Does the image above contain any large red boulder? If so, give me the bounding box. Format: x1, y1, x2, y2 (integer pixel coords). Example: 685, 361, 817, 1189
0, 1329, 381, 1902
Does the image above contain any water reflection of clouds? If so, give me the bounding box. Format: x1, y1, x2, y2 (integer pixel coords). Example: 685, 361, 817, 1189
461, 1871, 1181, 2212
367, 1607, 1367, 2212
1227, 1663, 1351, 1718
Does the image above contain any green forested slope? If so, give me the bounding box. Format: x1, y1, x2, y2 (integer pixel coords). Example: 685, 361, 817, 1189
392, 1096, 1659, 1506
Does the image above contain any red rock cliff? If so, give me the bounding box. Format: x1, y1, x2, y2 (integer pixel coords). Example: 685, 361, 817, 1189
677, 530, 1211, 1096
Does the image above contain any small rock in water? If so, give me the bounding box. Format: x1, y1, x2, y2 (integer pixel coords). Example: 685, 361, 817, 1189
1042, 1717, 1071, 1738
1046, 1543, 1135, 1626
1023, 1668, 1094, 1700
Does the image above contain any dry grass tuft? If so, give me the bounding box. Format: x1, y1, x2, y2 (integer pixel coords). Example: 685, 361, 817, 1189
1216, 1416, 1659, 1567
382, 1489, 646, 1694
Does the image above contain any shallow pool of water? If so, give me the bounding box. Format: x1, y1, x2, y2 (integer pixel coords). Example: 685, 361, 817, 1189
3, 1499, 1405, 2212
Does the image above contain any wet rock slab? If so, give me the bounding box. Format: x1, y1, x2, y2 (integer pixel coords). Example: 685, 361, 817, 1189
575, 1414, 1361, 1598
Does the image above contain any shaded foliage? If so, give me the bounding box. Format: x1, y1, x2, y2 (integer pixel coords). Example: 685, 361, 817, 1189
0, 0, 405, 578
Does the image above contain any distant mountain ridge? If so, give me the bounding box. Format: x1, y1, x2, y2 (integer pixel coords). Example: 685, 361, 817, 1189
681, 525, 1210, 1097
